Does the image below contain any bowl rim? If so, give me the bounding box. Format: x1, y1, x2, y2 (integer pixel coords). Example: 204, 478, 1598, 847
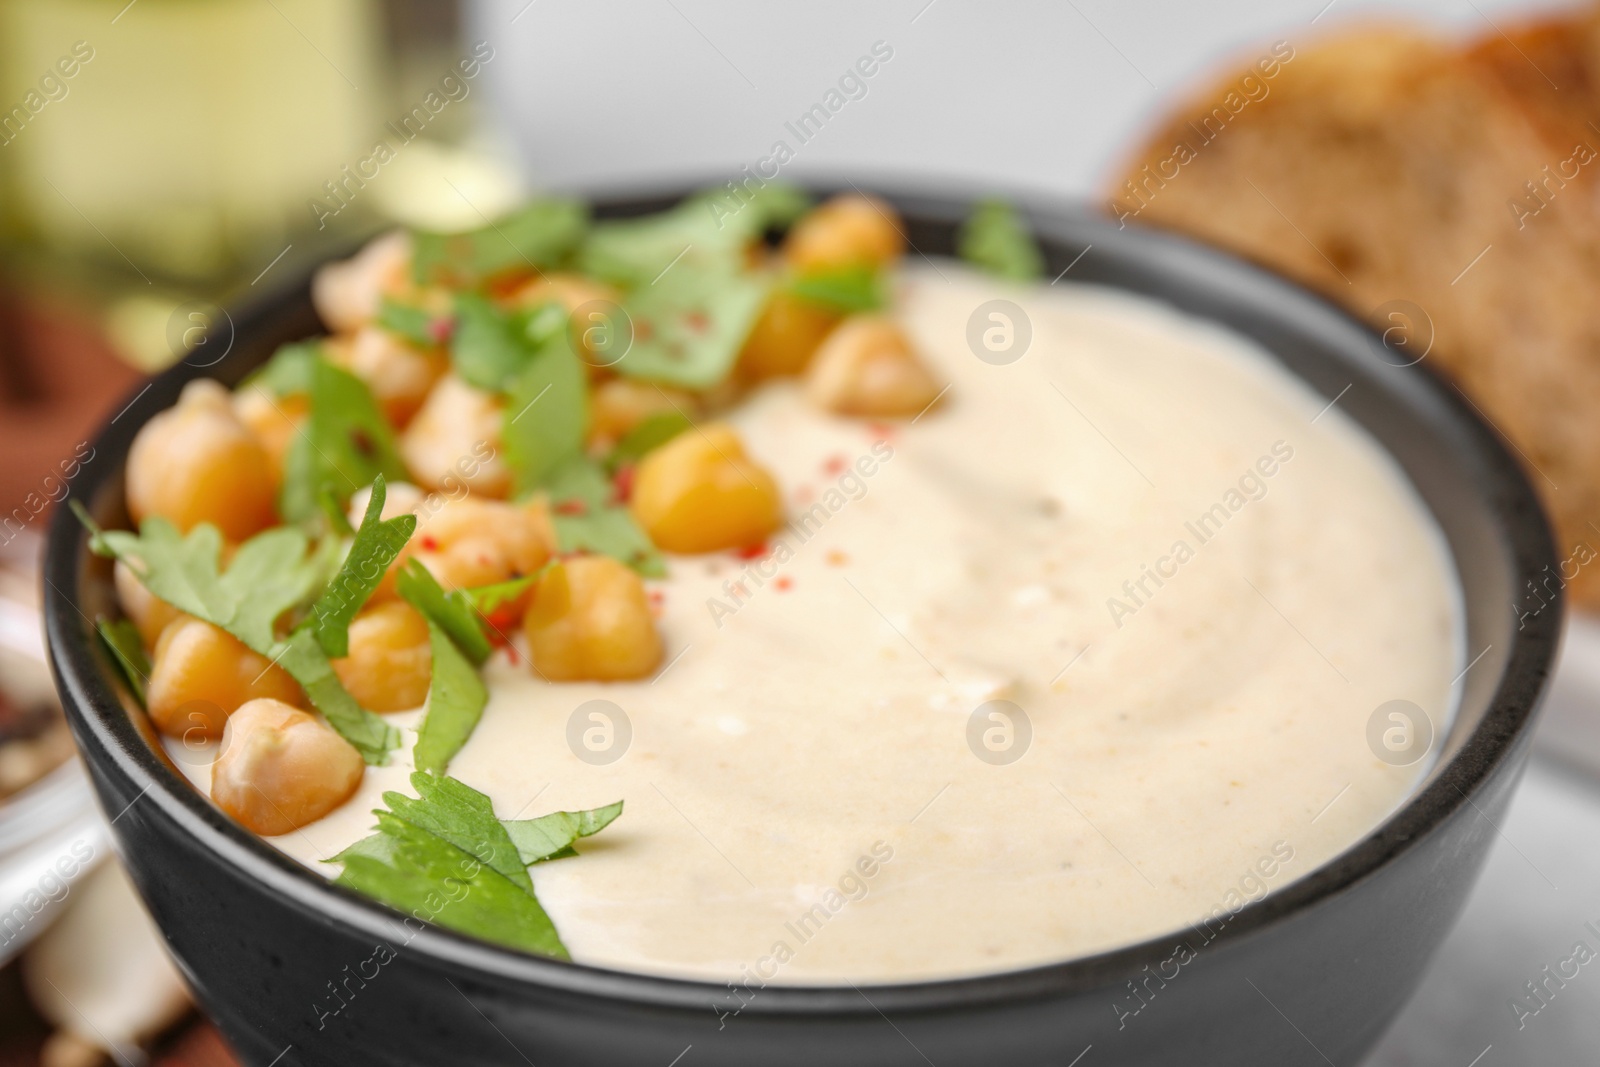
42, 176, 1562, 1017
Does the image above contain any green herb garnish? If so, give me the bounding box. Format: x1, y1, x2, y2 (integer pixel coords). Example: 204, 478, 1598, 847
377, 298, 449, 350
543, 457, 664, 577
785, 264, 886, 314
411, 199, 589, 290
503, 801, 624, 864
605, 410, 691, 473
96, 617, 149, 707
502, 330, 588, 496
411, 619, 487, 776
462, 575, 538, 621
74, 503, 399, 763
957, 199, 1045, 281
241, 341, 319, 398
611, 266, 770, 389
395, 559, 491, 666
450, 293, 535, 393
332, 773, 622, 958
303, 476, 416, 659
280, 357, 409, 524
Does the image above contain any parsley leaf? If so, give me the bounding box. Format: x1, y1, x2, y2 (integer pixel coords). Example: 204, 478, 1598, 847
377, 298, 451, 349
396, 559, 491, 666
957, 199, 1045, 281
785, 264, 886, 314
76, 506, 400, 763
411, 619, 487, 776
461, 575, 537, 619
304, 477, 417, 658
331, 772, 598, 958
337, 811, 567, 958
384, 774, 528, 890
280, 358, 409, 524
410, 199, 589, 290
612, 266, 770, 389
274, 628, 401, 762
241, 341, 319, 398
503, 801, 624, 865
544, 457, 665, 577
96, 618, 149, 707
450, 292, 535, 393
605, 411, 691, 473
502, 330, 588, 495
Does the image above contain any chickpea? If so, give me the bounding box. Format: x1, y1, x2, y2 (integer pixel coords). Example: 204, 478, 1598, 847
126, 379, 278, 541
630, 424, 781, 554
736, 291, 840, 380
506, 272, 621, 314
233, 385, 308, 488
330, 601, 432, 712
783, 195, 904, 273
211, 699, 364, 836
325, 326, 448, 429
400, 374, 512, 498
311, 230, 411, 333
408, 495, 555, 595
147, 617, 304, 740
805, 315, 943, 418
588, 379, 700, 449
524, 557, 662, 681
113, 559, 179, 648
358, 490, 554, 602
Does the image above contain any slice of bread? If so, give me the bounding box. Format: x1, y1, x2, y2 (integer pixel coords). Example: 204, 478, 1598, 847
1108, 12, 1600, 607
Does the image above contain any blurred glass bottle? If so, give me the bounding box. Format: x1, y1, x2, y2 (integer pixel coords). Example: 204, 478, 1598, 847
0, 0, 381, 285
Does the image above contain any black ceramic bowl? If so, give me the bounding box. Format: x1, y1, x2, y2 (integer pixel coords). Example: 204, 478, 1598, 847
45, 183, 1560, 1067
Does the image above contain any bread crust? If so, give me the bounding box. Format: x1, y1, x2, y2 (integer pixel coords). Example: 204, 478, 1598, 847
1108, 12, 1600, 608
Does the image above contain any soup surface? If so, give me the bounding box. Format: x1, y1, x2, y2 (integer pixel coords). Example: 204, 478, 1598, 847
175, 263, 1460, 983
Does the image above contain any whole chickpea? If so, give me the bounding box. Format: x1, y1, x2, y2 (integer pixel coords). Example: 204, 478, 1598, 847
126, 379, 278, 541
805, 315, 943, 419
352, 486, 554, 602
587, 379, 700, 449
325, 325, 447, 429
331, 601, 432, 712
146, 617, 304, 739
311, 231, 412, 333
524, 557, 663, 681
506, 272, 621, 314
630, 424, 782, 554
233, 385, 308, 489
211, 699, 364, 836
783, 195, 905, 274
400, 375, 512, 498
736, 291, 840, 380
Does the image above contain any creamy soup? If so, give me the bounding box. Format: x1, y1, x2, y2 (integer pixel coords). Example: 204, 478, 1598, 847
173, 263, 1460, 983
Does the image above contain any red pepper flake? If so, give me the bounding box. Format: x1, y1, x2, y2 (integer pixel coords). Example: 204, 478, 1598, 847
794, 485, 814, 505
554, 498, 588, 516
823, 455, 847, 475
428, 317, 456, 345
733, 541, 768, 561
775, 576, 794, 592
500, 643, 521, 665
611, 464, 636, 504
684, 310, 710, 334
825, 549, 849, 567
635, 319, 655, 343
868, 422, 896, 440
648, 590, 665, 606
418, 536, 440, 552
350, 428, 376, 458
